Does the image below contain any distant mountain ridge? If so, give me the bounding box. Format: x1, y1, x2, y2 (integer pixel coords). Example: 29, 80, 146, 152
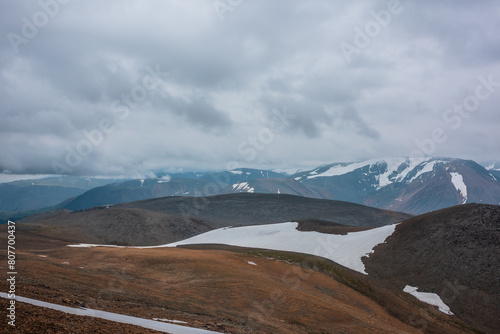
0, 176, 122, 213
2, 157, 500, 217
60, 157, 500, 215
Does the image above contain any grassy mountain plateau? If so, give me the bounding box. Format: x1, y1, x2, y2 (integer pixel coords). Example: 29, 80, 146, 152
0, 157, 499, 333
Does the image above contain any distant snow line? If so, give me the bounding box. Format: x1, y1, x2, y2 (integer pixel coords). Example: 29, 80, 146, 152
68, 222, 398, 275
0, 293, 221, 334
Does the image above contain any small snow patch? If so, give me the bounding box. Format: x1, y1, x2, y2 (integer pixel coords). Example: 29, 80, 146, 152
153, 318, 189, 324
403, 285, 454, 315
68, 244, 126, 248
247, 261, 257, 266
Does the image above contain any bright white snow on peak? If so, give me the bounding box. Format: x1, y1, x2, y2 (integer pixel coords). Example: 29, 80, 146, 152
408, 160, 444, 182
450, 172, 468, 204
302, 157, 446, 189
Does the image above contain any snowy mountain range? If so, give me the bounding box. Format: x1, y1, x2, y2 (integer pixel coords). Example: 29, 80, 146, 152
1, 157, 500, 219
291, 157, 500, 214
198, 157, 500, 214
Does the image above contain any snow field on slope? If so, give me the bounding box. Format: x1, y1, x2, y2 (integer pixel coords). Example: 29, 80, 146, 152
0, 293, 222, 334
68, 223, 398, 274
163, 222, 397, 275
403, 286, 454, 315
449, 172, 468, 203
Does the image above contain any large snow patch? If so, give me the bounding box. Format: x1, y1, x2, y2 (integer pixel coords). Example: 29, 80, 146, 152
164, 222, 397, 274
69, 222, 397, 275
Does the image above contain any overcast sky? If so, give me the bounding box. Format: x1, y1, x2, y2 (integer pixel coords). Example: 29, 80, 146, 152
1, 0, 499, 178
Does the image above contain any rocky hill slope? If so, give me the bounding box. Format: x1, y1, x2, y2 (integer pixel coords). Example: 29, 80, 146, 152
16, 193, 411, 246
364, 203, 500, 334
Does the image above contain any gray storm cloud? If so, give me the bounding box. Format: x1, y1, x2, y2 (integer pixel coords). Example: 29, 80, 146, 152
1, 0, 499, 176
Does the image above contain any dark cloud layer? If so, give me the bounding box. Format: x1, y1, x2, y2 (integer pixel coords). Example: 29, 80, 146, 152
1, 0, 499, 177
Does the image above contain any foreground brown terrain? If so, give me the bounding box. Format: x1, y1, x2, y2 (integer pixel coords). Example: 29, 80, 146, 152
0, 228, 479, 334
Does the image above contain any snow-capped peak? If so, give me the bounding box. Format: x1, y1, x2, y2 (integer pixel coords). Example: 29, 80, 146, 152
297, 157, 446, 189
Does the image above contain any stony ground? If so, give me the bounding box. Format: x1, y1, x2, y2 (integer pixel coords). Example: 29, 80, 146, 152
365, 203, 500, 334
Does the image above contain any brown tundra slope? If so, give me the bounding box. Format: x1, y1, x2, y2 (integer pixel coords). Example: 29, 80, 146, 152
0, 225, 479, 334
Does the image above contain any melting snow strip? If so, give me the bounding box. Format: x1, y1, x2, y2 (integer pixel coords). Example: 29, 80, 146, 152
403, 286, 454, 315
0, 293, 222, 334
